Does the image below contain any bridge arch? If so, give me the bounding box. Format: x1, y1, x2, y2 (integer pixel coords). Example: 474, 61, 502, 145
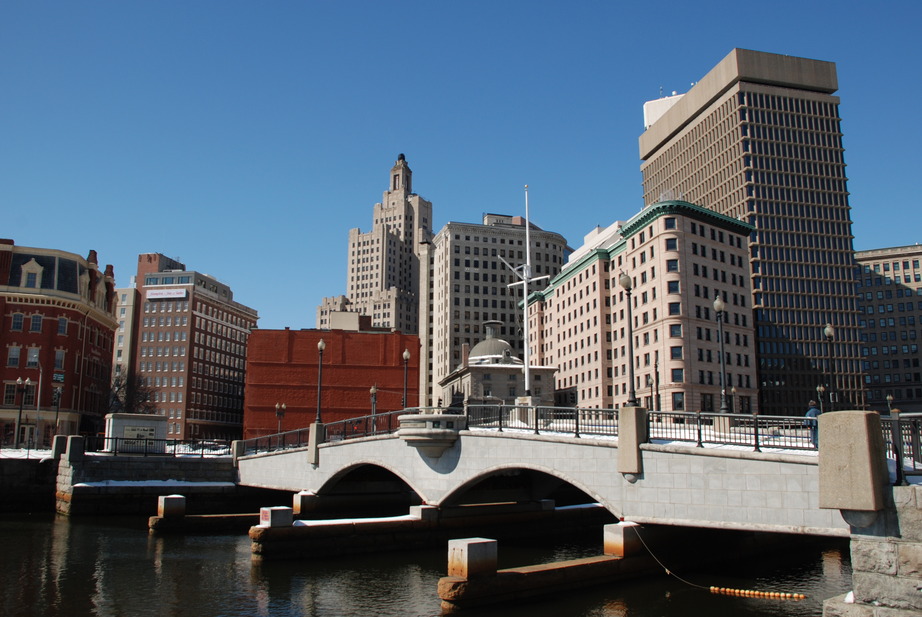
436, 463, 622, 518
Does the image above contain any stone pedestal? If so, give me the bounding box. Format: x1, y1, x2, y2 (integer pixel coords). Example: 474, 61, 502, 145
259, 506, 293, 528
157, 495, 186, 518
603, 522, 641, 557
447, 538, 497, 579
617, 406, 647, 478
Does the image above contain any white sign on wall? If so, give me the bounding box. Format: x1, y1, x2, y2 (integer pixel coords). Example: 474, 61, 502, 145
146, 288, 188, 300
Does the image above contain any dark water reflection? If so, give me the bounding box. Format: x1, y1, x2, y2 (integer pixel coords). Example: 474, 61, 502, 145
1, 515, 851, 617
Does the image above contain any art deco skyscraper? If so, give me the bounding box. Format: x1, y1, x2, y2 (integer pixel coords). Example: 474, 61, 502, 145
318, 154, 432, 335
639, 49, 863, 414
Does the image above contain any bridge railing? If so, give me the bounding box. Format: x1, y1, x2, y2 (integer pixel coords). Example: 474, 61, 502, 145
647, 411, 815, 452
239, 428, 314, 456
325, 409, 410, 442
238, 409, 416, 455
882, 412, 922, 484
85, 436, 232, 457
466, 404, 618, 438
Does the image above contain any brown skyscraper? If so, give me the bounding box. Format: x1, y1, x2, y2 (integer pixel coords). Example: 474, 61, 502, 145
640, 49, 862, 414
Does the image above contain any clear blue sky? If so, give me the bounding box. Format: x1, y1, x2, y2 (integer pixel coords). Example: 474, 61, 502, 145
3, 1, 920, 330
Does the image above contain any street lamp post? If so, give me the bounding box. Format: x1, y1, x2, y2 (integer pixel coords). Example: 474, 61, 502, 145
731, 386, 738, 413
275, 402, 286, 434
402, 348, 410, 409
315, 339, 325, 424
14, 377, 31, 449
824, 323, 836, 411
370, 384, 378, 432
816, 385, 826, 414
619, 273, 638, 407
714, 293, 729, 414
886, 393, 893, 414
52, 388, 61, 436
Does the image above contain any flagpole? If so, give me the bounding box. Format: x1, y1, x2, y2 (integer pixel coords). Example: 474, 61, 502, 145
523, 185, 532, 395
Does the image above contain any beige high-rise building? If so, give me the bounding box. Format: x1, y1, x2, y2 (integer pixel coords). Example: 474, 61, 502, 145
854, 246, 922, 413
317, 154, 432, 335
639, 48, 863, 415
131, 254, 258, 440
529, 201, 757, 413
421, 214, 569, 406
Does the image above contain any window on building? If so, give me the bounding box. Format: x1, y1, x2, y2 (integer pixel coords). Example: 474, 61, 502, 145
55, 349, 65, 370
672, 391, 684, 410
666, 259, 679, 272
25, 272, 37, 288
670, 346, 683, 360
7, 346, 20, 367
26, 348, 39, 368
30, 315, 42, 332
11, 314, 24, 331
668, 303, 681, 315
667, 280, 680, 294
664, 218, 676, 230
671, 368, 684, 383
665, 238, 678, 251
58, 318, 68, 335
669, 324, 682, 337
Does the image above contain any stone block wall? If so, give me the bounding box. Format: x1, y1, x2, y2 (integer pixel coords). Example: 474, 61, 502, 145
824, 485, 922, 616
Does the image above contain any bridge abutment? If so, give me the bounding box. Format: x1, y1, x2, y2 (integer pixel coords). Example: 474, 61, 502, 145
819, 411, 922, 616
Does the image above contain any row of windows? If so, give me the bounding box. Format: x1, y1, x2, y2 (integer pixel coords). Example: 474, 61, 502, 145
7, 347, 66, 369
861, 345, 920, 356
9, 314, 69, 335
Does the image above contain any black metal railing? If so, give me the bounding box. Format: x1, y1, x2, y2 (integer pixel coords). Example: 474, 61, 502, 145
239, 409, 415, 455
85, 436, 232, 457
324, 409, 408, 442
240, 428, 313, 455
882, 412, 922, 485
646, 411, 815, 452
466, 404, 618, 438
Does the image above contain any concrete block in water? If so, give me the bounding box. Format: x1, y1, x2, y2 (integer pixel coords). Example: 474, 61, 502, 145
447, 538, 497, 579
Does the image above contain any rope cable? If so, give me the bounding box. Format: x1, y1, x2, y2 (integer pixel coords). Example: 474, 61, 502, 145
628, 523, 806, 600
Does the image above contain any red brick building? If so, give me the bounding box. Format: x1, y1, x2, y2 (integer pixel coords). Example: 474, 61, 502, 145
244, 327, 420, 438
1, 240, 117, 445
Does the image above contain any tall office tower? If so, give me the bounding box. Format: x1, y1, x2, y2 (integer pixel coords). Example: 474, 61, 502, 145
422, 214, 569, 406
317, 154, 433, 335
854, 246, 922, 413
640, 49, 863, 414
132, 253, 258, 439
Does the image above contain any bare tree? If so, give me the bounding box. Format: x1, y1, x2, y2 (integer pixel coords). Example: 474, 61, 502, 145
109, 374, 159, 414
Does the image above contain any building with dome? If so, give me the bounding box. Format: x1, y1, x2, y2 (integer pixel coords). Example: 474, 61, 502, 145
437, 321, 556, 408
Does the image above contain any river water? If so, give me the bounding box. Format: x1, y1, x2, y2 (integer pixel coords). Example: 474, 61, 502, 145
1, 514, 852, 617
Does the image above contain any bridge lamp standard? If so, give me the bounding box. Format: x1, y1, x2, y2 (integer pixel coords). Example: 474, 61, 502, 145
14, 377, 31, 449
713, 293, 730, 414
619, 273, 638, 407
824, 323, 836, 411
886, 393, 893, 414
275, 403, 286, 434
816, 385, 826, 413
370, 384, 378, 431
315, 339, 326, 425
402, 349, 410, 409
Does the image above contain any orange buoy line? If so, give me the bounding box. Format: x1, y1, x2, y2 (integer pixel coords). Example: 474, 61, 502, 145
710, 586, 806, 600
